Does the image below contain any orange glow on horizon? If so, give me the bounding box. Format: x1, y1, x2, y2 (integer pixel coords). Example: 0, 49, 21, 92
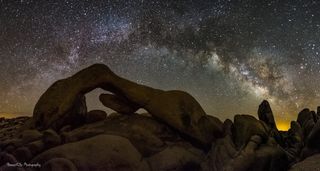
276, 120, 290, 131
0, 113, 16, 118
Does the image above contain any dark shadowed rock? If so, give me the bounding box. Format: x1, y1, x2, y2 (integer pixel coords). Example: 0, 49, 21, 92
306, 119, 320, 149
222, 119, 233, 136
85, 110, 107, 123
42, 158, 78, 171
34, 93, 87, 131
258, 100, 283, 145
317, 106, 320, 116
62, 114, 177, 157
233, 115, 268, 149
204, 134, 288, 171
297, 109, 312, 126
250, 141, 288, 171
146, 90, 223, 147
13, 147, 33, 162
258, 100, 277, 129
300, 119, 320, 159
285, 121, 303, 162
26, 140, 45, 156
33, 64, 158, 131
311, 111, 318, 123
147, 145, 204, 171
99, 94, 139, 114
31, 135, 150, 171
0, 152, 18, 165
202, 134, 237, 171
297, 109, 315, 139
33, 64, 222, 146
290, 154, 320, 171
42, 129, 61, 148
224, 135, 262, 171
18, 129, 43, 144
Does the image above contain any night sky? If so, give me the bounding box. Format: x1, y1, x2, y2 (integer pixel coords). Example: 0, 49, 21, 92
1, 0, 320, 129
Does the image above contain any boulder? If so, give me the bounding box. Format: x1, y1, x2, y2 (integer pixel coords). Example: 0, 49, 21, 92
202, 134, 237, 171
18, 129, 43, 144
26, 140, 45, 155
205, 134, 288, 171
42, 158, 78, 171
285, 121, 303, 162
297, 109, 315, 138
317, 106, 320, 117
31, 135, 150, 171
297, 109, 312, 126
232, 115, 268, 149
85, 110, 107, 123
300, 119, 320, 159
1, 138, 24, 151
231, 135, 288, 171
34, 93, 87, 130
224, 135, 262, 171
12, 147, 33, 162
258, 100, 277, 129
306, 119, 320, 149
42, 129, 61, 148
249, 142, 288, 171
99, 94, 139, 114
147, 145, 204, 171
62, 114, 176, 157
0, 152, 18, 165
258, 100, 283, 145
146, 90, 223, 147
290, 154, 320, 171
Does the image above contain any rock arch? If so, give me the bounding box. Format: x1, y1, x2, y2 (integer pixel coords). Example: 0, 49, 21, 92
33, 64, 223, 146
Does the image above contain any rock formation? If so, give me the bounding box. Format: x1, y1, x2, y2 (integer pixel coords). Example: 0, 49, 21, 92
258, 100, 283, 146
258, 100, 277, 129
1, 63, 320, 170
33, 64, 223, 147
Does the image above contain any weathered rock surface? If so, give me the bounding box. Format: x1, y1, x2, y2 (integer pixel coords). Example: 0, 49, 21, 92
31, 134, 150, 171
297, 109, 316, 138
85, 110, 107, 123
258, 100, 277, 129
204, 134, 288, 171
290, 154, 320, 171
41, 158, 78, 171
99, 93, 139, 114
34, 93, 87, 131
42, 129, 62, 148
306, 119, 320, 149
257, 100, 283, 145
202, 134, 237, 171
285, 121, 303, 162
233, 114, 268, 149
147, 145, 204, 171
62, 114, 178, 157
33, 64, 223, 146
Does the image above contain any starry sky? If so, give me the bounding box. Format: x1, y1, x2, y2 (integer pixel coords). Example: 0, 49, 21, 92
1, 0, 320, 129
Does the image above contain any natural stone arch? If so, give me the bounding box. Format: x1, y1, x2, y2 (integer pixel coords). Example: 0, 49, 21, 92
33, 64, 223, 146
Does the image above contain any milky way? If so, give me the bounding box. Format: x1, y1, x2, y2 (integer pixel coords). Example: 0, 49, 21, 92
1, 0, 320, 127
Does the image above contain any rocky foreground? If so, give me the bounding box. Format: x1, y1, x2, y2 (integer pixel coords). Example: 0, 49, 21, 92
1, 64, 320, 171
